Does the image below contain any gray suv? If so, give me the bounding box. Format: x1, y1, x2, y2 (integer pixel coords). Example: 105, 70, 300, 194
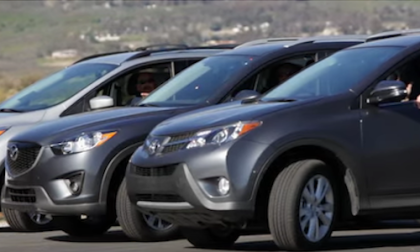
124, 30, 420, 250
0, 44, 235, 231
1, 35, 368, 242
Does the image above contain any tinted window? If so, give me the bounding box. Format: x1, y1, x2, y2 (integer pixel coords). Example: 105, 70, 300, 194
140, 55, 255, 106
0, 63, 118, 112
261, 47, 403, 101
174, 60, 201, 74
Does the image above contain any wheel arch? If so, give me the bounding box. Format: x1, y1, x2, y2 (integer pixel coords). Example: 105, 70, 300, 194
98, 141, 144, 207
0, 161, 4, 212
252, 139, 364, 223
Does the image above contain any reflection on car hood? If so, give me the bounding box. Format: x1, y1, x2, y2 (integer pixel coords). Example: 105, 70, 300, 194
0, 110, 46, 127
11, 106, 181, 144
152, 101, 296, 136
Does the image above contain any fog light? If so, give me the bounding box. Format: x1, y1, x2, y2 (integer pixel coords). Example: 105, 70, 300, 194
218, 177, 230, 195
69, 181, 79, 193
63, 171, 84, 195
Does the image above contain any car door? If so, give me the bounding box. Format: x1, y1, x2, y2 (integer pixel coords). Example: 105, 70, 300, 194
360, 53, 420, 206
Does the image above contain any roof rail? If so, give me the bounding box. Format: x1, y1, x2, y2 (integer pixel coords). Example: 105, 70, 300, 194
235, 37, 300, 48
193, 44, 240, 49
73, 44, 237, 65
284, 34, 368, 48
72, 50, 132, 64
134, 44, 189, 51
367, 28, 420, 42
124, 44, 236, 62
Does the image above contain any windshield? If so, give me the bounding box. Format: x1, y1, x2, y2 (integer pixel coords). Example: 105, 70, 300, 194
140, 55, 255, 106
261, 46, 403, 101
0, 63, 118, 112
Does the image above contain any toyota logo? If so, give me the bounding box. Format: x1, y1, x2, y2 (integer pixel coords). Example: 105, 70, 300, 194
8, 145, 19, 161
148, 139, 161, 155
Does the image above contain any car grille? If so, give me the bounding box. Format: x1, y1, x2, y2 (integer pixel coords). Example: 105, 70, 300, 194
7, 188, 36, 203
136, 194, 184, 202
162, 143, 187, 154
132, 164, 176, 177
6, 142, 42, 177
161, 132, 196, 154
167, 132, 196, 143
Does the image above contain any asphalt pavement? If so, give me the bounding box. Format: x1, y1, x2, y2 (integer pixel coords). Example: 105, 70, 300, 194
2, 221, 420, 252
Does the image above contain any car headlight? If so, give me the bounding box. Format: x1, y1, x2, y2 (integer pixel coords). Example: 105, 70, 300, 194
185, 121, 262, 149
51, 131, 117, 155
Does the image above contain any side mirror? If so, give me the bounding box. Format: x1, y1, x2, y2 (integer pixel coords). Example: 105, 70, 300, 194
367, 80, 407, 104
232, 89, 260, 101
89, 96, 114, 110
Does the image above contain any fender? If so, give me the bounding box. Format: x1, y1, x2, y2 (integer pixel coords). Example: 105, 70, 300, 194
0, 161, 4, 189
251, 138, 368, 216
0, 161, 4, 211
98, 142, 143, 204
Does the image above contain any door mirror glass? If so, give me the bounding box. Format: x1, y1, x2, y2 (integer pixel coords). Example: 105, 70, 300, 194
367, 80, 407, 104
232, 89, 260, 101
89, 96, 114, 110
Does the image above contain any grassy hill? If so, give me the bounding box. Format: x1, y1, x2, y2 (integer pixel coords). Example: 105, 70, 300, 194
0, 0, 419, 102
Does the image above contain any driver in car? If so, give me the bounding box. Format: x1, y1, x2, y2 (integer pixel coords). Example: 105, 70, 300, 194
127, 72, 158, 106
277, 62, 303, 84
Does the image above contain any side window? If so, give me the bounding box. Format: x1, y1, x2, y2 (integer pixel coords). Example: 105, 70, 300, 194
315, 50, 337, 63
61, 62, 174, 116
110, 62, 173, 107
228, 52, 318, 99
174, 59, 201, 74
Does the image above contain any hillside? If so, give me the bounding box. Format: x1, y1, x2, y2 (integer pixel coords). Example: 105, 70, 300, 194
0, 0, 419, 101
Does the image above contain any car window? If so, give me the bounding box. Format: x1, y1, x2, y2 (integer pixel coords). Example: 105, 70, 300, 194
0, 63, 118, 112
61, 62, 175, 116
118, 62, 172, 106
260, 46, 404, 101
174, 60, 201, 74
227, 53, 318, 99
140, 55, 255, 106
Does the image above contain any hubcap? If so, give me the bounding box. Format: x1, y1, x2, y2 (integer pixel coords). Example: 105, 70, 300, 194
28, 212, 52, 225
143, 214, 173, 231
299, 175, 334, 242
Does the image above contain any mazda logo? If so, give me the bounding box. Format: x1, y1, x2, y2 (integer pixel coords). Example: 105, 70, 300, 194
8, 145, 19, 161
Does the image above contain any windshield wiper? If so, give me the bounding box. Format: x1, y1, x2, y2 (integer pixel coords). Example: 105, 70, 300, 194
260, 98, 297, 103
138, 103, 160, 107
0, 108, 24, 113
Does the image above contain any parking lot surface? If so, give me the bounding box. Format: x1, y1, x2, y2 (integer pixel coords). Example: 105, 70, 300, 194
2, 221, 420, 252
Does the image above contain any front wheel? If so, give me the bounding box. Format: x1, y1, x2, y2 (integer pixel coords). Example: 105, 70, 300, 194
181, 227, 240, 249
268, 159, 337, 251
3, 207, 54, 232
116, 178, 180, 242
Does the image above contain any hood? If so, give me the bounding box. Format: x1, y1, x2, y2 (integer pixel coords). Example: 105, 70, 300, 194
152, 100, 298, 136
0, 110, 46, 127
11, 106, 184, 144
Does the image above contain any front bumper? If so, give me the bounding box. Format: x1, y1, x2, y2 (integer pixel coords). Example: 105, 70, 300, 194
126, 139, 271, 228
1, 141, 109, 216
1, 185, 104, 215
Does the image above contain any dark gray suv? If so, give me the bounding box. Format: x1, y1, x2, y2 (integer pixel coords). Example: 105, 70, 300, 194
0, 44, 235, 233
124, 30, 420, 250
1, 35, 365, 242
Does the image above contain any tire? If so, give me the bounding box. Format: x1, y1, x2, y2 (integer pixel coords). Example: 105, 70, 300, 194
3, 207, 54, 232
268, 159, 337, 251
52, 214, 115, 237
116, 178, 180, 242
181, 227, 240, 249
